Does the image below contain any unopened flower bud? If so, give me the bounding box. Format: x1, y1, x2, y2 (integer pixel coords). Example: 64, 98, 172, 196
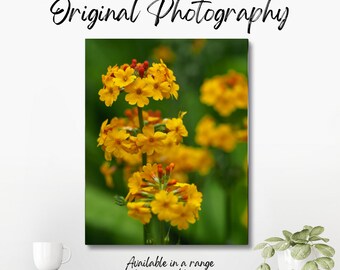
181, 194, 188, 201
157, 164, 163, 179
143, 60, 149, 69
139, 67, 145, 78
167, 179, 177, 186
166, 163, 175, 175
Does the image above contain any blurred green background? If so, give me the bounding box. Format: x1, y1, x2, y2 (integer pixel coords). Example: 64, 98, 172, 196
85, 39, 248, 245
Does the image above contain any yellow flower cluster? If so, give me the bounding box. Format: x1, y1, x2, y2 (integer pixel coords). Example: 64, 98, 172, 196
200, 70, 248, 116
97, 59, 205, 232
157, 144, 213, 182
97, 109, 188, 162
195, 116, 247, 152
97, 109, 213, 182
98, 59, 179, 107
126, 163, 202, 230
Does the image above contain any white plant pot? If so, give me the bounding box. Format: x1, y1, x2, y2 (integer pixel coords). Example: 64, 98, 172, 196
277, 249, 315, 270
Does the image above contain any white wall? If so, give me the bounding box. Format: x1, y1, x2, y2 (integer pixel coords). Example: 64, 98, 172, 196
1, 0, 340, 269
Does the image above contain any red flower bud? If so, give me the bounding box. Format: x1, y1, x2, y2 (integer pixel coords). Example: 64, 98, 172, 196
143, 60, 149, 69
157, 164, 163, 179
181, 194, 188, 201
165, 163, 175, 175
124, 109, 132, 117
130, 59, 137, 68
139, 67, 145, 78
167, 179, 177, 186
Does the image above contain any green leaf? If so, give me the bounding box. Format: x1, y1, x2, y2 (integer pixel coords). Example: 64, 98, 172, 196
310, 226, 324, 236
273, 241, 291, 251
315, 257, 335, 270
315, 244, 335, 257
291, 244, 312, 260
292, 229, 310, 243
257, 263, 270, 270
113, 195, 126, 206
283, 230, 292, 241
304, 225, 313, 232
265, 237, 284, 242
309, 235, 321, 241
309, 236, 329, 243
254, 242, 267, 250
302, 261, 318, 270
262, 246, 275, 259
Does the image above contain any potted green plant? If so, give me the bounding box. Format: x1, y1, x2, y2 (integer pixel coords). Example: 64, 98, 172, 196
254, 225, 335, 270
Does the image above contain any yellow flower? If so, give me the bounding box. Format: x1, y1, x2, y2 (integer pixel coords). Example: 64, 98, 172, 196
98, 78, 120, 107
145, 75, 169, 101
148, 61, 168, 81
147, 60, 179, 100
97, 119, 110, 147
165, 145, 213, 178
136, 125, 166, 155
212, 124, 237, 152
160, 59, 176, 81
200, 78, 222, 106
167, 81, 179, 100
125, 77, 153, 107
140, 163, 159, 183
200, 70, 248, 116
105, 65, 119, 78
195, 116, 215, 146
97, 117, 127, 147
151, 190, 178, 221
224, 70, 247, 89
158, 80, 179, 100
170, 203, 196, 230
184, 184, 202, 209
99, 65, 119, 105
104, 150, 113, 161
122, 163, 203, 230
104, 129, 130, 159
127, 202, 152, 224
120, 152, 141, 167
100, 162, 116, 188
236, 129, 248, 142
128, 172, 143, 195
214, 90, 237, 116
174, 183, 202, 219
234, 84, 248, 109
113, 67, 136, 88
122, 135, 139, 154
166, 118, 188, 143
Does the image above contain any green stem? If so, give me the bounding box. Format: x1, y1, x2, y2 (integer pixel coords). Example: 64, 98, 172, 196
138, 106, 147, 166
137, 106, 171, 245
137, 106, 154, 244
144, 216, 167, 245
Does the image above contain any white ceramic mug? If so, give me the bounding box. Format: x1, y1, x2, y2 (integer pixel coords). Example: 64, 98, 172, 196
33, 242, 71, 270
